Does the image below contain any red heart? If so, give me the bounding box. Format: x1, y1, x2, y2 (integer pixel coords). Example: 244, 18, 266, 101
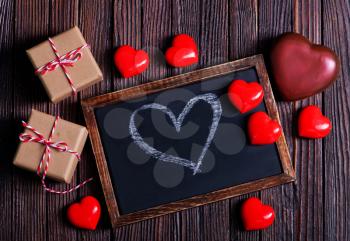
248, 112, 282, 145
298, 105, 332, 138
165, 34, 198, 67
270, 32, 340, 101
241, 197, 275, 231
114, 45, 149, 78
67, 196, 101, 230
228, 79, 264, 113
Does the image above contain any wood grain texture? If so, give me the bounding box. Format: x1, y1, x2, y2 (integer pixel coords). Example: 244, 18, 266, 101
1, 0, 350, 240
191, 1, 230, 240
228, 2, 259, 241
114, 0, 144, 89
0, 0, 14, 240
322, 0, 350, 240
47, 1, 79, 241
78, 0, 113, 241
139, 0, 178, 240
171, 1, 202, 240
114, 0, 176, 239
258, 1, 296, 241
12, 1, 50, 241
293, 1, 324, 241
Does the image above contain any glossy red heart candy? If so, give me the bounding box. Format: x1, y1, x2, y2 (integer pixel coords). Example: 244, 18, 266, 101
165, 34, 198, 67
241, 197, 275, 231
298, 105, 332, 138
270, 32, 340, 101
248, 111, 282, 145
67, 196, 101, 230
228, 79, 264, 113
114, 45, 149, 78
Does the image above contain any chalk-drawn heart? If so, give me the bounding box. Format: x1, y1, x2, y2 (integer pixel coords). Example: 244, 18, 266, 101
129, 93, 222, 175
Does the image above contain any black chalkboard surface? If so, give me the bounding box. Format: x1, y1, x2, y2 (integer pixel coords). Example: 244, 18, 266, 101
82, 55, 295, 227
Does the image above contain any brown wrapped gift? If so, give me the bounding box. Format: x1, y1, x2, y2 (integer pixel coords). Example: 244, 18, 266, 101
26, 26, 103, 103
13, 109, 88, 183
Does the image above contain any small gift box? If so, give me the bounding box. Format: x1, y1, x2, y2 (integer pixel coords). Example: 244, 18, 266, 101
13, 109, 88, 184
26, 26, 103, 103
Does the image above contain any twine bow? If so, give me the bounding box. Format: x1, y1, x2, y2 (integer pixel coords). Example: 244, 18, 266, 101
35, 38, 89, 95
19, 116, 93, 194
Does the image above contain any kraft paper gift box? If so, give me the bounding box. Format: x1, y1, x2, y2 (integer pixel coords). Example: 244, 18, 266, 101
26, 26, 103, 103
13, 109, 88, 183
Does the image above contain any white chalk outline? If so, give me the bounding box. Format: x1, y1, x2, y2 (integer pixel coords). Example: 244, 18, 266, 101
129, 93, 222, 175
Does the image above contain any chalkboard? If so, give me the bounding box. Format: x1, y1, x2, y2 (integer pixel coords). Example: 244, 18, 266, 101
82, 55, 295, 227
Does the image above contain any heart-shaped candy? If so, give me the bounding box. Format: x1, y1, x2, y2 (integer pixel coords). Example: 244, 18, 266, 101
241, 197, 275, 231
248, 112, 282, 145
270, 32, 340, 101
165, 34, 198, 67
228, 79, 264, 113
114, 45, 149, 78
67, 196, 101, 230
298, 105, 332, 138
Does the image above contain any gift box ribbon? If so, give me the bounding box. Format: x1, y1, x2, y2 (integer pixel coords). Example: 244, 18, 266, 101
35, 38, 89, 95
19, 116, 93, 194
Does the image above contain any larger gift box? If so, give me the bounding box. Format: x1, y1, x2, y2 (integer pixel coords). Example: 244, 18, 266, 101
13, 109, 88, 183
26, 26, 103, 103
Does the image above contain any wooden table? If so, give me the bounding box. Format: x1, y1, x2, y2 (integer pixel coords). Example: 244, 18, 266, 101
0, 1, 349, 240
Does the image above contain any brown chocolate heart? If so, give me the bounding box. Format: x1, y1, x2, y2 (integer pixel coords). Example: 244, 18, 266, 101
270, 32, 340, 101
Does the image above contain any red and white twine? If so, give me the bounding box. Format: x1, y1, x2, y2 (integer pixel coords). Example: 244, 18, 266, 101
19, 116, 93, 194
35, 38, 89, 95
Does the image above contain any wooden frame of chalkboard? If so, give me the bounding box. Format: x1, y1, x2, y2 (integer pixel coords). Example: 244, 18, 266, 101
81, 54, 295, 228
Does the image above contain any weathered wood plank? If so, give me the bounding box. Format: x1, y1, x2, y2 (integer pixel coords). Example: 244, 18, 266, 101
140, 0, 173, 84
228, 1, 259, 241
258, 1, 296, 241
293, 1, 324, 241
12, 1, 50, 241
322, 0, 350, 240
171, 0, 202, 240
0, 0, 14, 240
78, 0, 113, 240
113, 0, 145, 90
196, 1, 230, 241
114, 0, 178, 240
169, 2, 203, 239
46, 1, 79, 241
171, 0, 201, 76
228, 0, 258, 60
112, 0, 154, 240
